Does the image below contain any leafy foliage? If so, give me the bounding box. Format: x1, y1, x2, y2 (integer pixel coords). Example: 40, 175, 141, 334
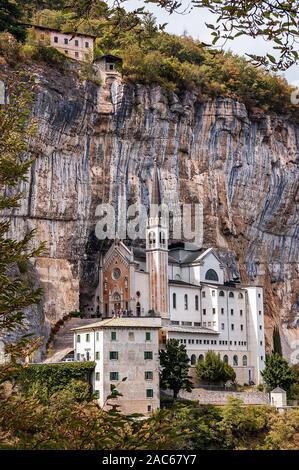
0, 74, 45, 384
0, 0, 26, 41
16, 362, 96, 395
0, 389, 187, 450
196, 350, 236, 384
138, 0, 299, 71
262, 353, 297, 393
160, 339, 193, 400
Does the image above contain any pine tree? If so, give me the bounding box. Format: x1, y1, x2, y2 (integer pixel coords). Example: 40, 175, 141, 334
0, 73, 45, 383
272, 326, 282, 356
159, 339, 193, 400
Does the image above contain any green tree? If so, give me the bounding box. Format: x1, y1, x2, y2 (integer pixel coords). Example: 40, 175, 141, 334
262, 353, 296, 393
0, 0, 26, 41
131, 0, 299, 71
160, 339, 193, 400
0, 74, 44, 384
196, 350, 236, 385
272, 326, 282, 356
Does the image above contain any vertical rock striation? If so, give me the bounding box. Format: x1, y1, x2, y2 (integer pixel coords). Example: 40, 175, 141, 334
3, 64, 299, 357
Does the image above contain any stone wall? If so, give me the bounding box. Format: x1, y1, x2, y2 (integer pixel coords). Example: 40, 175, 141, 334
178, 389, 270, 405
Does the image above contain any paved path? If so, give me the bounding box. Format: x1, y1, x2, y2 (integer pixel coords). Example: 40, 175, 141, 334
44, 317, 97, 362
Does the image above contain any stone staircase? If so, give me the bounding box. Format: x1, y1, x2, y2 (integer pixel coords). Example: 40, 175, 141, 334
44, 317, 98, 363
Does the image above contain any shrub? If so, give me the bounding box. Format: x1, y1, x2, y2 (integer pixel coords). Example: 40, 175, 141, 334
0, 32, 20, 65
196, 351, 236, 385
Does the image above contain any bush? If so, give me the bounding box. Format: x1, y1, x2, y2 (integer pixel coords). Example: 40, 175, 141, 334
0, 32, 20, 65
196, 351, 236, 385
17, 362, 95, 395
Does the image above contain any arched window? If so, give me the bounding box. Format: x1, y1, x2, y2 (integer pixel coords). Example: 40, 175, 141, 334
223, 355, 229, 364
229, 292, 234, 298
195, 295, 199, 311
175, 274, 181, 280
242, 355, 248, 366
160, 231, 166, 245
191, 354, 196, 366
173, 293, 176, 309
219, 290, 225, 297
184, 294, 188, 310
238, 292, 244, 299
233, 355, 238, 366
198, 354, 204, 362
149, 231, 156, 245
205, 269, 219, 282
136, 302, 141, 317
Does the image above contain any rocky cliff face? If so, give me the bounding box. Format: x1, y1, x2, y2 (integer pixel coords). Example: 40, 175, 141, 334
3, 63, 299, 358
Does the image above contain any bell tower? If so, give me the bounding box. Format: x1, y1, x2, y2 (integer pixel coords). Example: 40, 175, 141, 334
146, 161, 169, 319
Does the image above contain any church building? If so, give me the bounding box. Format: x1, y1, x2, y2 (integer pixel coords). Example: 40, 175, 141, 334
74, 163, 265, 413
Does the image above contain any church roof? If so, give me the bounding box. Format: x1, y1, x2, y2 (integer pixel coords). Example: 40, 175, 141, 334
151, 161, 162, 205
169, 279, 200, 288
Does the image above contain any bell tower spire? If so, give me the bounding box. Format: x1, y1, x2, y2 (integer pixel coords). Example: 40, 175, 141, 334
146, 160, 169, 319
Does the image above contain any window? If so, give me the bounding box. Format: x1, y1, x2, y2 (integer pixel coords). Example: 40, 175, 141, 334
64, 38, 68, 44
242, 355, 247, 366
85, 41, 89, 48
128, 332, 134, 341
194, 322, 201, 327
95, 372, 100, 381
229, 292, 234, 298
109, 351, 118, 360
110, 372, 119, 381
238, 293, 244, 299
259, 325, 262, 330
149, 231, 155, 245
212, 308, 216, 314
195, 295, 199, 311
221, 323, 225, 330
173, 292, 176, 309
191, 354, 196, 366
94, 390, 100, 398
111, 331, 117, 341
182, 321, 192, 326
96, 332, 99, 341
231, 309, 234, 315
109, 63, 114, 70
146, 389, 154, 398
147, 405, 152, 412
231, 324, 234, 331
219, 290, 225, 297
76, 353, 80, 360
233, 355, 238, 366
95, 351, 100, 360
203, 309, 206, 315
205, 269, 219, 282
75, 51, 79, 58
144, 351, 153, 360
145, 332, 151, 341
112, 268, 121, 280
212, 290, 215, 297
223, 355, 229, 364
203, 322, 206, 327
258, 293, 261, 298
75, 39, 79, 46
240, 310, 243, 316
184, 294, 188, 310
145, 371, 153, 380
260, 341, 263, 346
86, 334, 90, 342
64, 50, 68, 54
221, 308, 224, 314
259, 311, 262, 316
241, 324, 244, 331
202, 291, 206, 298
198, 354, 204, 361
77, 334, 81, 343
54, 36, 58, 43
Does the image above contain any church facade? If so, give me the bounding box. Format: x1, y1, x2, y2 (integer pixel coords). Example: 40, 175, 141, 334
76, 164, 265, 406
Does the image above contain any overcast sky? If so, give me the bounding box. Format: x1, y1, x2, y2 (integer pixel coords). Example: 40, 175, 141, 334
113, 0, 299, 85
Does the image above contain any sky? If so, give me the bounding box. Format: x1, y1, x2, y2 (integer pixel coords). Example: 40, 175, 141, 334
111, 0, 299, 85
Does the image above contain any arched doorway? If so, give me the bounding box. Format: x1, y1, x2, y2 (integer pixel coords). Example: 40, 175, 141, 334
136, 302, 141, 317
